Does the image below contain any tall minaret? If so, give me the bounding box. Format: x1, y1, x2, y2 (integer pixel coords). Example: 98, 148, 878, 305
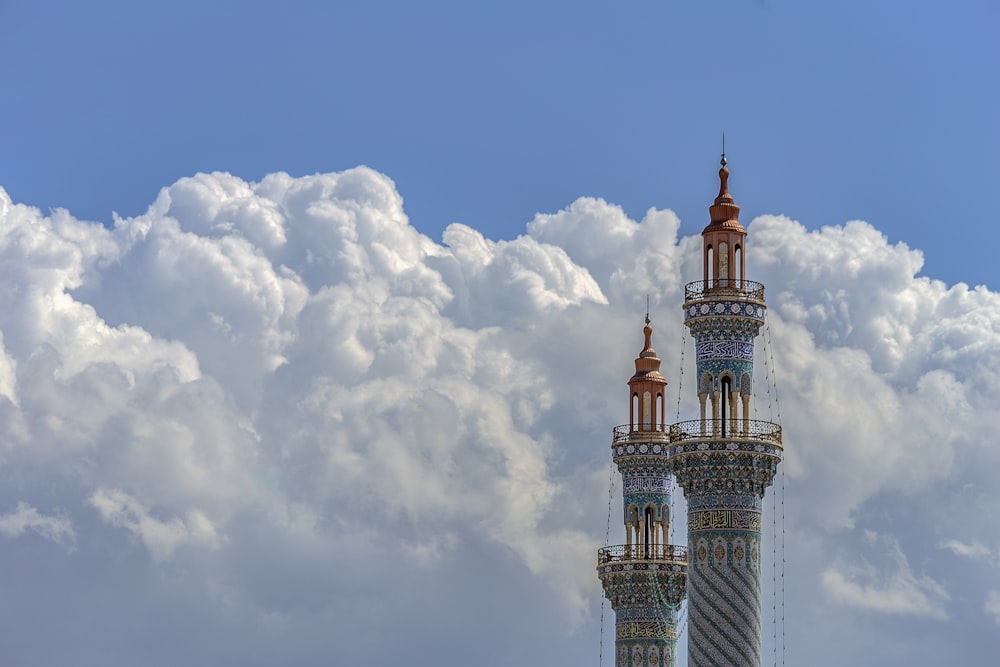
668, 154, 783, 666
598, 316, 687, 667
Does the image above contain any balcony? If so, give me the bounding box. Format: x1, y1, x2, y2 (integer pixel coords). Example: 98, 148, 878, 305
668, 418, 782, 447
597, 543, 688, 566
684, 279, 765, 304
612, 424, 670, 445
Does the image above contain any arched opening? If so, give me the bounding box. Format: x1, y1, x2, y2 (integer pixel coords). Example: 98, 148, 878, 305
656, 392, 664, 431
721, 375, 732, 437
631, 392, 639, 430
735, 244, 743, 287
707, 245, 714, 284
644, 507, 653, 558
642, 391, 652, 430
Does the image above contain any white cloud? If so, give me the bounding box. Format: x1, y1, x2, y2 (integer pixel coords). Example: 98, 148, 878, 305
939, 539, 993, 562
0, 502, 75, 549
527, 198, 684, 309
0, 168, 998, 663
744, 215, 1000, 530
821, 531, 949, 619
89, 488, 221, 562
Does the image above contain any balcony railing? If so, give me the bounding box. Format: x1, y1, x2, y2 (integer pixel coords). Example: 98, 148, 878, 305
684, 279, 765, 304
668, 418, 782, 446
612, 424, 671, 444
597, 543, 688, 565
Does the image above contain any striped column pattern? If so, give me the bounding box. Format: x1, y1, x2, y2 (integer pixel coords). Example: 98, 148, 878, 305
600, 440, 688, 667
686, 492, 764, 666
665, 156, 784, 666
668, 439, 780, 667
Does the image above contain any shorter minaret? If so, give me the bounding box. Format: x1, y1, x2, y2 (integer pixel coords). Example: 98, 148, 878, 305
599, 316, 687, 667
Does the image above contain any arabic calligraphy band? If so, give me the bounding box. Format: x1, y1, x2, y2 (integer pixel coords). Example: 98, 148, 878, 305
616, 621, 678, 641
688, 509, 761, 531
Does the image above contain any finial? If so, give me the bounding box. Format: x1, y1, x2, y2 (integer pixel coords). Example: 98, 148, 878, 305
645, 295, 650, 325
721, 132, 727, 168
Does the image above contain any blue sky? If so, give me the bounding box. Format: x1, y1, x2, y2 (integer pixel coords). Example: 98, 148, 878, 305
0, 2, 999, 666
3, 1, 997, 287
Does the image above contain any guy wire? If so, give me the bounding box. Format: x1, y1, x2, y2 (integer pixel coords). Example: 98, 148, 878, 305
599, 459, 615, 666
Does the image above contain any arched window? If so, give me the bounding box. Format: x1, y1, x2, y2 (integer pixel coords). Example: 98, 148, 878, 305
631, 393, 639, 430
707, 245, 714, 284
735, 244, 743, 287
644, 507, 654, 557
656, 392, 664, 430
721, 375, 732, 437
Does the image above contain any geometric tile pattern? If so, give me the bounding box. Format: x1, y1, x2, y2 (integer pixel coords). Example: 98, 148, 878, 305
603, 423, 689, 666
673, 278, 781, 666
687, 531, 762, 666
600, 316, 691, 667
653, 158, 784, 667
599, 168, 786, 666
600, 433, 688, 666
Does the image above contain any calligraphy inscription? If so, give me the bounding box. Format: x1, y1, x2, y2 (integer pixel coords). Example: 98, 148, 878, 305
622, 477, 667, 494
616, 621, 677, 641
688, 509, 761, 531
695, 340, 755, 361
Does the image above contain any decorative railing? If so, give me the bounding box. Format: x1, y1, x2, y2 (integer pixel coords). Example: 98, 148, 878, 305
668, 419, 782, 446
598, 543, 688, 565
684, 279, 765, 304
612, 424, 671, 444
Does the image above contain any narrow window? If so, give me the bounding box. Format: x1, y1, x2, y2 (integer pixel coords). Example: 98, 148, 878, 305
656, 392, 664, 431
644, 507, 653, 557
643, 391, 652, 429
735, 244, 743, 287
721, 376, 732, 437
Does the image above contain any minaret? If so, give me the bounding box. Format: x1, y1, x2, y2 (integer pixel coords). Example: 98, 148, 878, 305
598, 315, 687, 667
668, 154, 783, 666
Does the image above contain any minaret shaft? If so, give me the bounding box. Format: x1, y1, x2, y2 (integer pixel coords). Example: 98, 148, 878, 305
667, 158, 782, 667
597, 156, 783, 666
600, 321, 687, 667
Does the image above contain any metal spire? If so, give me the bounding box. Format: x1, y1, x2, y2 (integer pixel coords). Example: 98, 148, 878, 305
721, 132, 728, 168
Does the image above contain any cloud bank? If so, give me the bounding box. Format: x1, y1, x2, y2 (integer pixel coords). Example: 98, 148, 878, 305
0, 167, 995, 664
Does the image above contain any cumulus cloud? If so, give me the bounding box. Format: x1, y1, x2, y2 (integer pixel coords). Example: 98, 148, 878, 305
90, 488, 221, 562
0, 167, 997, 664
0, 501, 75, 549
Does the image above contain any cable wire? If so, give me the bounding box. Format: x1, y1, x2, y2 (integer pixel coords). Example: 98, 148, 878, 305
764, 315, 786, 666
599, 460, 615, 666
